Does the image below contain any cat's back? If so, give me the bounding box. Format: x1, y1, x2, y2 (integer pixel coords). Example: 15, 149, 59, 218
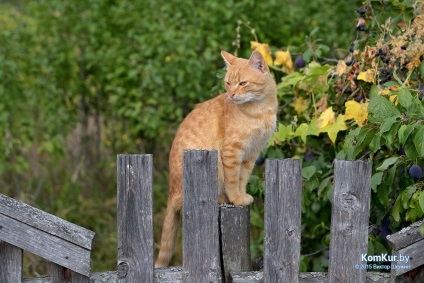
171, 93, 226, 154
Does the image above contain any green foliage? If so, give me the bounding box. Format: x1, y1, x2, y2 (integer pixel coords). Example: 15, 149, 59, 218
248, 0, 424, 272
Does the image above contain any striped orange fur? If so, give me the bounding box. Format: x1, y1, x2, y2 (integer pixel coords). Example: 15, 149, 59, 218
155, 50, 278, 267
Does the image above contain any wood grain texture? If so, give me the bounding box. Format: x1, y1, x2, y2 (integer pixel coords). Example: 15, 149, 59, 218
117, 154, 154, 283
391, 239, 424, 276
0, 193, 94, 250
328, 160, 371, 283
230, 272, 391, 283
219, 205, 251, 282
0, 213, 91, 276
182, 150, 221, 283
51, 263, 89, 283
386, 219, 424, 251
23, 271, 392, 283
0, 240, 23, 283
264, 159, 302, 283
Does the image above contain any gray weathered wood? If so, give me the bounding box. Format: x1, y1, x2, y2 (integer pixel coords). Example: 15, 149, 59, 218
24, 268, 184, 283
264, 159, 302, 283
0, 213, 91, 276
182, 149, 221, 283
328, 160, 371, 283
219, 204, 251, 282
117, 154, 154, 283
229, 272, 391, 283
0, 241, 23, 283
0, 193, 94, 250
23, 271, 393, 283
51, 263, 90, 283
386, 219, 424, 251
391, 239, 424, 277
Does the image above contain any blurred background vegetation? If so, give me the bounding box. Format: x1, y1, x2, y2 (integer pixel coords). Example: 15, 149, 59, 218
1, 0, 390, 276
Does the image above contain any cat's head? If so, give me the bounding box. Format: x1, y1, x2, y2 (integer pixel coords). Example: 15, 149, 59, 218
221, 50, 276, 104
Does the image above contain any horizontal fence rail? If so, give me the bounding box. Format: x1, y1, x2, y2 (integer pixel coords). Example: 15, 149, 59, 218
1, 152, 424, 282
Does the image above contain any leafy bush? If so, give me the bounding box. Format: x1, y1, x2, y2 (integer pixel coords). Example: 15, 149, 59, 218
248, 0, 424, 271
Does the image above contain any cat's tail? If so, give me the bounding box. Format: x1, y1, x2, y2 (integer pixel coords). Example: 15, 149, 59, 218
155, 199, 181, 267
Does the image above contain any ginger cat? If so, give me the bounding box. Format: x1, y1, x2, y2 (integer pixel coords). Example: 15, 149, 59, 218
155, 50, 278, 267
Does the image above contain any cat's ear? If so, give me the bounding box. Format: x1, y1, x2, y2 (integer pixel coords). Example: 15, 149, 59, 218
248, 51, 267, 73
221, 50, 237, 67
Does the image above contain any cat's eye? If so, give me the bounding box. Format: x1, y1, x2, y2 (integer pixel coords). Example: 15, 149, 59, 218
225, 81, 231, 86
239, 81, 248, 86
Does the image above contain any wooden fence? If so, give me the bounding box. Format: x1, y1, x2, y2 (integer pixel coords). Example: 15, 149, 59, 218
1, 150, 423, 282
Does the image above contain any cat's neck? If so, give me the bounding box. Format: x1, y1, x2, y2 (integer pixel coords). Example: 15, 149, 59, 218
230, 89, 278, 116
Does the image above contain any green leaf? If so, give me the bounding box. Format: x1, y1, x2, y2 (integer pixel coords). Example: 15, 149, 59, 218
397, 88, 414, 109
413, 126, 424, 156
419, 192, 424, 213
368, 87, 401, 122
377, 185, 390, 207
405, 140, 420, 159
392, 196, 401, 222
302, 165, 316, 180
402, 184, 417, 210
369, 134, 382, 152
294, 123, 309, 143
420, 60, 424, 79
376, 157, 399, 171
399, 124, 415, 145
380, 116, 398, 133
278, 72, 305, 88
371, 172, 383, 192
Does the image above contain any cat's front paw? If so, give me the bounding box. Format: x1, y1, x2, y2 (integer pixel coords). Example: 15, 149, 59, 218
231, 194, 254, 206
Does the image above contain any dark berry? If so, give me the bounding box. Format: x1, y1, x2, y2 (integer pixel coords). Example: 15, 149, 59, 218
381, 57, 391, 64
409, 165, 423, 180
305, 151, 314, 161
354, 96, 362, 102
349, 45, 355, 53
255, 157, 265, 166
355, 8, 366, 18
378, 218, 391, 240
398, 146, 405, 156
377, 49, 387, 57
356, 24, 367, 32
294, 56, 306, 68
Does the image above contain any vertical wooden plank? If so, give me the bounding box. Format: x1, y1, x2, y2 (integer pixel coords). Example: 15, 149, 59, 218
264, 159, 302, 283
0, 241, 23, 283
182, 149, 221, 283
51, 263, 90, 283
219, 205, 251, 282
328, 160, 371, 283
117, 154, 154, 283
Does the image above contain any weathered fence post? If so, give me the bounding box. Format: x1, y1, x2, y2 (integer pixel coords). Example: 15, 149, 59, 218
219, 204, 251, 282
264, 159, 302, 283
328, 160, 371, 283
51, 263, 89, 283
0, 241, 23, 283
182, 149, 221, 282
117, 154, 154, 283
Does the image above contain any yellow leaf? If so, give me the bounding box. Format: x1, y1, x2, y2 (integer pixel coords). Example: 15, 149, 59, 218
274, 50, 294, 73
290, 97, 308, 116
250, 41, 273, 65
389, 95, 399, 106
319, 115, 348, 143
380, 89, 390, 96
357, 69, 375, 83
317, 107, 336, 129
344, 100, 369, 127
335, 60, 348, 76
